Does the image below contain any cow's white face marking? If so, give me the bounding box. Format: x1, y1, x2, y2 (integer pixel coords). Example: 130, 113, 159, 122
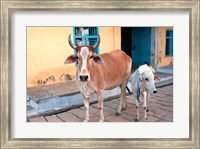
80, 47, 89, 71
78, 47, 91, 81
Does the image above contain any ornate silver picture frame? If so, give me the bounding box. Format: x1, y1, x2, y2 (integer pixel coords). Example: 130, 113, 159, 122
1, 0, 199, 148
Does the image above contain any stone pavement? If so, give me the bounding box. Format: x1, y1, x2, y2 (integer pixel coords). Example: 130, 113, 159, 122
28, 84, 173, 122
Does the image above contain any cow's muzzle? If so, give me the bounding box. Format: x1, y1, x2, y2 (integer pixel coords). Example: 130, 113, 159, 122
79, 75, 89, 81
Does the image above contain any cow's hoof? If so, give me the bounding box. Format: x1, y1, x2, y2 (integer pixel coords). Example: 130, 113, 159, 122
122, 107, 126, 111
115, 112, 121, 116
135, 118, 139, 122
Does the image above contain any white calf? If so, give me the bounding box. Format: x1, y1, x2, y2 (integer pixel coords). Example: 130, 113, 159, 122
131, 64, 160, 121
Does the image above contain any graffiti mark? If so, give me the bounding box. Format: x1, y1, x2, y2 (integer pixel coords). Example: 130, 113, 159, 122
37, 74, 74, 86
37, 75, 55, 85
60, 74, 73, 81
37, 80, 43, 85
48, 75, 55, 81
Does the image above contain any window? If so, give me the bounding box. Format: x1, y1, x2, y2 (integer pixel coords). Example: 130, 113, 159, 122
165, 30, 173, 56
73, 27, 99, 54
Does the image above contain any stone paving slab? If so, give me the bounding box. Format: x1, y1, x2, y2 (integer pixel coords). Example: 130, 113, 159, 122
45, 115, 64, 122
28, 116, 47, 122
28, 81, 80, 103
47, 81, 80, 97
27, 88, 53, 103
56, 112, 82, 122
28, 85, 173, 122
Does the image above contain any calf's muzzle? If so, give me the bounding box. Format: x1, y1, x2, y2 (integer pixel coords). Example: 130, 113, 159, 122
153, 90, 157, 94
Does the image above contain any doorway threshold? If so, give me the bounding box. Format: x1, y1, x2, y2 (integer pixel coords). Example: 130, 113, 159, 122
157, 64, 173, 74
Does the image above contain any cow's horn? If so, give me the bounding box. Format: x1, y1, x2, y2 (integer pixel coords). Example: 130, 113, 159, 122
93, 34, 100, 50
68, 34, 77, 50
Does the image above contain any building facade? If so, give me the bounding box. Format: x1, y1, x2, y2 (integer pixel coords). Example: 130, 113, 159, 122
27, 26, 173, 87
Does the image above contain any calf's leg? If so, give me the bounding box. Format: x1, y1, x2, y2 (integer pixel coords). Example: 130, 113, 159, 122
135, 95, 140, 121
143, 91, 148, 121
146, 92, 150, 112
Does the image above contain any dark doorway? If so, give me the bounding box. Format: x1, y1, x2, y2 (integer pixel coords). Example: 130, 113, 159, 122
121, 27, 151, 68
121, 28, 132, 58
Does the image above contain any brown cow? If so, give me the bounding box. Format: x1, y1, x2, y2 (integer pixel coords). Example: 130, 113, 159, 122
64, 35, 132, 122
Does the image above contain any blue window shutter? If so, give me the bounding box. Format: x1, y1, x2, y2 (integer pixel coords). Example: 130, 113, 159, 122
165, 30, 173, 56
73, 27, 100, 54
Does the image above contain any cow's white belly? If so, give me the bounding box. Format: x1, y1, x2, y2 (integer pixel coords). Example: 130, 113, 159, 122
77, 81, 95, 98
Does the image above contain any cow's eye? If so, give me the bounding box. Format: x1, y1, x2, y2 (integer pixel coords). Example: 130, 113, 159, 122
145, 78, 149, 81
90, 55, 93, 59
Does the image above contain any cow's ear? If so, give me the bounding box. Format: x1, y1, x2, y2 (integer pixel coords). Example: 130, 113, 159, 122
154, 75, 160, 81
64, 54, 77, 64
93, 54, 103, 64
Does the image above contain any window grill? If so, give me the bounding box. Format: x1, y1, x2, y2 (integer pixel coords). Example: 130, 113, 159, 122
73, 27, 99, 54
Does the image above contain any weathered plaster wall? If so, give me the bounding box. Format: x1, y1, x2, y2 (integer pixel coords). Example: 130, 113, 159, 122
157, 27, 173, 67
27, 27, 121, 87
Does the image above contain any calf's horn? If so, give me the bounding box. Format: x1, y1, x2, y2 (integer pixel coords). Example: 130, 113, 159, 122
68, 34, 77, 50
93, 34, 100, 50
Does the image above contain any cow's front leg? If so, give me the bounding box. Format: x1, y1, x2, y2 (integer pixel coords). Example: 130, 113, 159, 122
97, 90, 104, 122
83, 97, 89, 122
143, 91, 148, 121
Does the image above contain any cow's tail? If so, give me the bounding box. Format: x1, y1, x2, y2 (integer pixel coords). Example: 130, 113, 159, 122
126, 86, 131, 94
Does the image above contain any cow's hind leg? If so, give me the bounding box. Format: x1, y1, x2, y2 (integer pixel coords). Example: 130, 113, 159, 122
115, 77, 129, 116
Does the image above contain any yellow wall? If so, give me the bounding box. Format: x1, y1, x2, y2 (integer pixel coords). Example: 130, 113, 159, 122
99, 27, 121, 53
27, 27, 121, 87
157, 27, 173, 67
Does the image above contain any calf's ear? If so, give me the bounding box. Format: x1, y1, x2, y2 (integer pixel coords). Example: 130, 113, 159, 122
93, 54, 103, 64
154, 75, 160, 81
149, 66, 155, 73
64, 54, 77, 64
